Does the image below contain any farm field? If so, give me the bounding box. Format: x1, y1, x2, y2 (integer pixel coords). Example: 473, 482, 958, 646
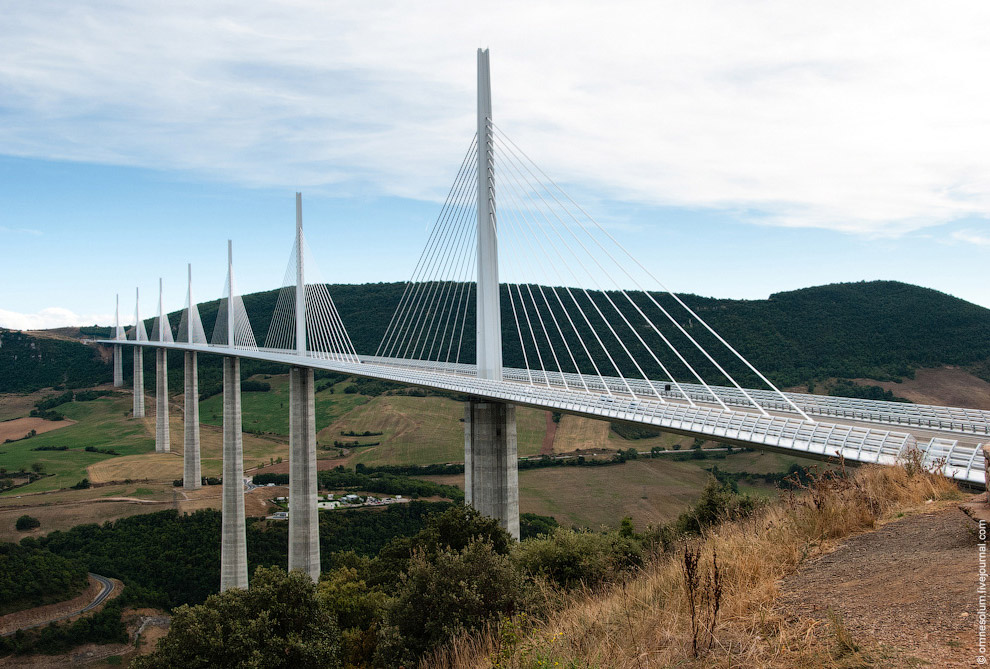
319, 394, 549, 466
199, 374, 370, 435
422, 449, 827, 530
0, 394, 153, 493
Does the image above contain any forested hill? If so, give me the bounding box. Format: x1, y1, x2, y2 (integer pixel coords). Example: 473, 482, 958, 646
3, 280, 989, 393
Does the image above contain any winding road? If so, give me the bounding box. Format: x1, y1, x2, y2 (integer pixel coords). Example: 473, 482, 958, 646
1, 572, 115, 636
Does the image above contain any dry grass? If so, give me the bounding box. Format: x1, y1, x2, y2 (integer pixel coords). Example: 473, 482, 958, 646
431, 461, 962, 668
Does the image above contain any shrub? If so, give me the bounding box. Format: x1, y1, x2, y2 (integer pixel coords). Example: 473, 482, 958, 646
674, 477, 756, 535
15, 515, 40, 531
375, 540, 529, 667
513, 528, 643, 590
132, 566, 341, 669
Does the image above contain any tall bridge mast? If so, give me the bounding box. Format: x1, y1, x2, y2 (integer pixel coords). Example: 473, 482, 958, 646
476, 48, 502, 381
468, 49, 519, 539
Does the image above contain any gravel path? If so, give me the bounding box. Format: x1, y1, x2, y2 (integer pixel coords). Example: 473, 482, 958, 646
779, 506, 980, 667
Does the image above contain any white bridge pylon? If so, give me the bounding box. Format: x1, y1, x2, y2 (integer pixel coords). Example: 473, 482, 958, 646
264, 193, 360, 363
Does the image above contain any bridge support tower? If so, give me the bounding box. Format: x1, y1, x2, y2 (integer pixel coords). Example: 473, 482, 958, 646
183, 351, 201, 489
220, 356, 248, 591
289, 366, 320, 580
133, 348, 144, 418
155, 349, 169, 452
465, 401, 519, 539
113, 294, 123, 387
113, 346, 123, 387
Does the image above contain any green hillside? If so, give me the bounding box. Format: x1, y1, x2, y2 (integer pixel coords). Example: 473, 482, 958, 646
3, 280, 989, 393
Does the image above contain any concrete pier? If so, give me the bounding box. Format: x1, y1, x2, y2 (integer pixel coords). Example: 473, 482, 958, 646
113, 345, 123, 387
288, 366, 320, 581
465, 400, 519, 539
155, 349, 169, 452
183, 351, 201, 489
133, 348, 145, 418
220, 356, 248, 591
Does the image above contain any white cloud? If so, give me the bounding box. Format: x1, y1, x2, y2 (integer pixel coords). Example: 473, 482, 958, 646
0, 307, 113, 330
0, 1, 989, 236
951, 229, 990, 246
0, 226, 42, 235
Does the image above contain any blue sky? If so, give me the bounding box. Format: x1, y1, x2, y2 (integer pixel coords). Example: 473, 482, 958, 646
1, 1, 989, 328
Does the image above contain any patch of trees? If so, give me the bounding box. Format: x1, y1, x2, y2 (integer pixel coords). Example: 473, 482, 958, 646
707, 463, 814, 493
0, 329, 109, 393
341, 378, 405, 397
610, 422, 662, 440
255, 468, 464, 501
517, 454, 626, 470
73, 389, 113, 402
84, 446, 120, 455
30, 502, 458, 610
240, 379, 271, 392
31, 445, 68, 451
15, 515, 41, 531
341, 430, 383, 437
0, 543, 88, 614
828, 379, 911, 403
316, 468, 464, 502
356, 463, 464, 476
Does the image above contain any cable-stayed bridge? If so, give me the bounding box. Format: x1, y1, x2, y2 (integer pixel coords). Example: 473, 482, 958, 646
99, 49, 986, 591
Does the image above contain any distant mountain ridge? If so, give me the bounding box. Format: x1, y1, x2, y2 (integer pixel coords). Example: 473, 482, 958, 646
2, 280, 988, 394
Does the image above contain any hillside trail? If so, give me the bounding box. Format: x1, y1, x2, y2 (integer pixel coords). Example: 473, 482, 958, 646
778, 504, 979, 667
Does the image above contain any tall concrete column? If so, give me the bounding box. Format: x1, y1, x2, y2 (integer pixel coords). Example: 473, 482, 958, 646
183, 351, 201, 489
113, 294, 123, 387
465, 400, 519, 539
464, 403, 473, 505
133, 348, 145, 418
113, 346, 123, 387
220, 356, 248, 591
155, 349, 169, 453
288, 366, 320, 581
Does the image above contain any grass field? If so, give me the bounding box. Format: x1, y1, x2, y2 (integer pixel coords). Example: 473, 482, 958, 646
0, 389, 53, 421
317, 395, 550, 466
0, 394, 154, 494
199, 374, 370, 435
423, 449, 829, 530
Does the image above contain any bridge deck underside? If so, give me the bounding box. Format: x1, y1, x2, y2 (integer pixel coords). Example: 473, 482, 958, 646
103, 341, 987, 486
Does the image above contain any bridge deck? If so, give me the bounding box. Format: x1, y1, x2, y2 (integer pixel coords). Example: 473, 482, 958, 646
101, 340, 987, 486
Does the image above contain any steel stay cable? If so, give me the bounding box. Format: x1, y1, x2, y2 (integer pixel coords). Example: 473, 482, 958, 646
496, 144, 648, 399
401, 165, 479, 360
494, 177, 591, 392
495, 169, 615, 394
494, 125, 807, 421
495, 129, 734, 411
378, 136, 478, 357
